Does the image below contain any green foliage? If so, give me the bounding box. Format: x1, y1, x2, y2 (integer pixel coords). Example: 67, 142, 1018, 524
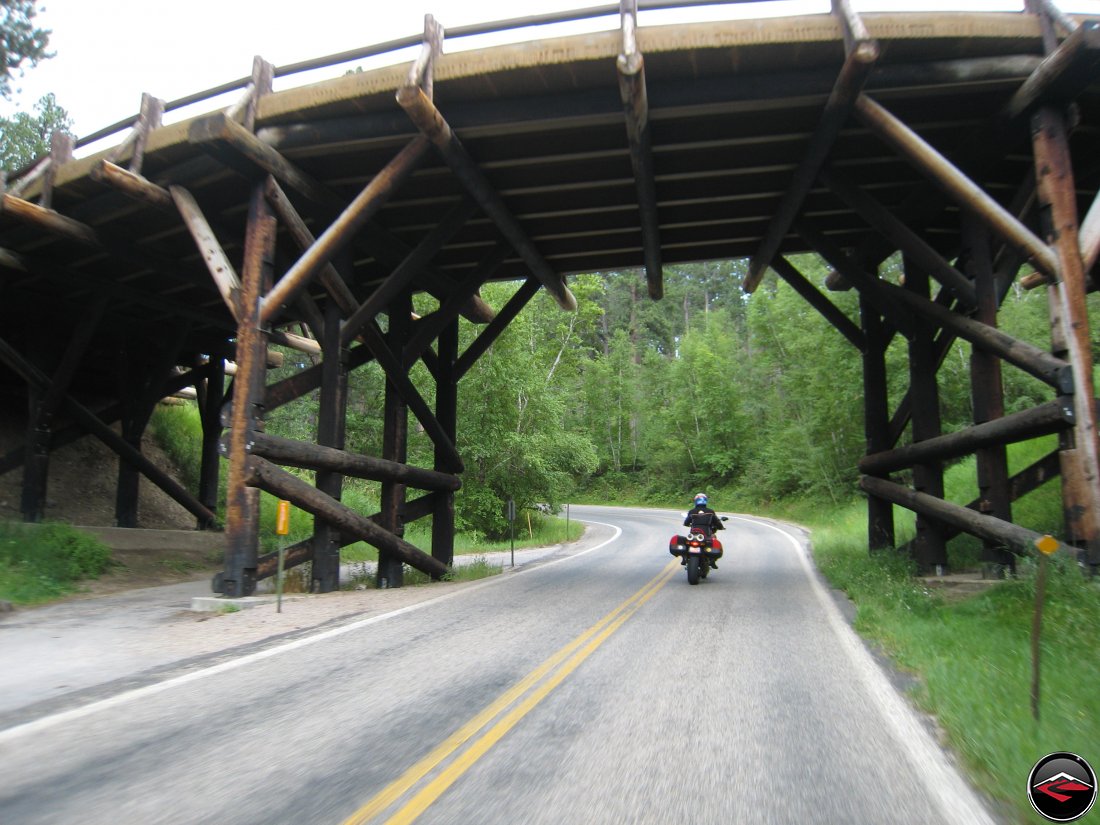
0, 0, 51, 100
148, 402, 204, 494
0, 92, 72, 171
0, 521, 112, 603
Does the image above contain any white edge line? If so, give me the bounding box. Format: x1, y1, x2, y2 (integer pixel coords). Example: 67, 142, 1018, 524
0, 521, 622, 744
732, 515, 997, 825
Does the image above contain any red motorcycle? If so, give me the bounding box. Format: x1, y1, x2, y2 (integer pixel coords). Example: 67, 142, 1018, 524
668, 514, 727, 585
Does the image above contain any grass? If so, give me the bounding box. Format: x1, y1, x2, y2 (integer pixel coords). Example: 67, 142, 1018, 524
0, 521, 113, 604
788, 438, 1100, 824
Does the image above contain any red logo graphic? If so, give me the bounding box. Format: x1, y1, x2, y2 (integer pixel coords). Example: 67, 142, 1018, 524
1035, 773, 1093, 804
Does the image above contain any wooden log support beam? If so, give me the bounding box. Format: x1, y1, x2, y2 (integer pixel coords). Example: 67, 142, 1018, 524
91, 161, 174, 210
6, 156, 50, 199
1080, 190, 1100, 277
189, 111, 339, 204
1, 193, 100, 247
859, 475, 1075, 557
617, 0, 662, 300
263, 178, 360, 318
311, 301, 347, 592
0, 336, 216, 525
244, 431, 461, 491
221, 189, 276, 598
860, 295, 894, 550
361, 319, 464, 474
770, 256, 865, 350
258, 344, 375, 415
404, 243, 509, 366
1033, 105, 1100, 560
396, 83, 577, 312
171, 185, 241, 321
339, 197, 479, 346
243, 456, 449, 579
860, 399, 1075, 475
854, 95, 1059, 279
40, 132, 72, 210
433, 318, 458, 572
880, 280, 1070, 389
456, 277, 542, 380
1006, 19, 1100, 121
793, 218, 916, 338
259, 137, 431, 324
105, 93, 164, 174
744, 26, 879, 293
819, 166, 977, 308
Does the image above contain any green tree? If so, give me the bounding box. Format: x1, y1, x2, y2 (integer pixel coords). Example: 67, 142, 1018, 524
1, 0, 51, 100
0, 91, 71, 170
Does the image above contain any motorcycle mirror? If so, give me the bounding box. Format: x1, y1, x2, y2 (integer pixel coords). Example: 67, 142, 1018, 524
720, 516, 729, 521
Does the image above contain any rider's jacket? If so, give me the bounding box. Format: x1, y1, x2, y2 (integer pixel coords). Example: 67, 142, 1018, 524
684, 506, 723, 530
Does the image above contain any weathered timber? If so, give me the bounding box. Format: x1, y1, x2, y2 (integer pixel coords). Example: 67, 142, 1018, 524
1006, 20, 1100, 120
1033, 105, 1100, 561
860, 399, 1074, 475
880, 280, 1070, 389
1080, 190, 1100, 276
198, 357, 225, 522
770, 256, 865, 350
793, 218, 916, 338
820, 166, 977, 308
455, 277, 541, 380
221, 191, 275, 598
312, 300, 347, 592
91, 161, 174, 210
267, 329, 322, 357
433, 318, 458, 571
378, 294, 412, 589
245, 431, 460, 491
854, 95, 1059, 280
1, 194, 100, 247
396, 83, 577, 312
171, 185, 241, 321
361, 319, 464, 474
260, 137, 430, 324
404, 243, 509, 365
744, 37, 879, 292
262, 344, 375, 414
189, 111, 337, 206
832, 0, 871, 55
0, 336, 216, 525
859, 475, 1074, 557
966, 214, 1014, 569
339, 197, 479, 346
860, 295, 894, 549
618, 0, 662, 300
243, 456, 449, 579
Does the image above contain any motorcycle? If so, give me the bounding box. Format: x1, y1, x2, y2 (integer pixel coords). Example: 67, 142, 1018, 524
668, 513, 728, 585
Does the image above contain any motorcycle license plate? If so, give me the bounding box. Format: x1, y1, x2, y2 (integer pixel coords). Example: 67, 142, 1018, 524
688, 546, 701, 553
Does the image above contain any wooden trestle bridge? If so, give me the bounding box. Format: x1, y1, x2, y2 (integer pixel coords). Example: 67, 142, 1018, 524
1, 2, 1097, 596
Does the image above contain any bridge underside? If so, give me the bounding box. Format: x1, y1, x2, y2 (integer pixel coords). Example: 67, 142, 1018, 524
0, 4, 1097, 593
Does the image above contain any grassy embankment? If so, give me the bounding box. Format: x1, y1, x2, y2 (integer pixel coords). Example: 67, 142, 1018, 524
764, 434, 1098, 825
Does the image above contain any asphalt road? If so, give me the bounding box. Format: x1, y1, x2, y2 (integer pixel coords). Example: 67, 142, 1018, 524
0, 505, 996, 824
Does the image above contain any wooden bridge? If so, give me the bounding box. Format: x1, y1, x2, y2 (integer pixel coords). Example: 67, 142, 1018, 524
1, 1, 1097, 595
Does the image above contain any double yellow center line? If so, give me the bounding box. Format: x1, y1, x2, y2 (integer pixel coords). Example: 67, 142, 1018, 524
343, 559, 680, 825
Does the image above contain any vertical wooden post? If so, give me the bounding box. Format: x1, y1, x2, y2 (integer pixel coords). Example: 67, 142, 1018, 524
432, 318, 459, 573
198, 356, 225, 525
1033, 107, 1100, 567
860, 294, 894, 550
905, 256, 948, 573
964, 213, 1015, 575
219, 57, 275, 597
377, 293, 411, 589
312, 301, 348, 592
21, 386, 49, 523
114, 377, 152, 528
221, 189, 274, 597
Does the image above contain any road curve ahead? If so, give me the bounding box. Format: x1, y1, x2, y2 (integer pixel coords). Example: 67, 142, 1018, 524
0, 505, 995, 825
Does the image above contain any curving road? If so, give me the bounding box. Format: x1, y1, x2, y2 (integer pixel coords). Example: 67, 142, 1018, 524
0, 505, 996, 824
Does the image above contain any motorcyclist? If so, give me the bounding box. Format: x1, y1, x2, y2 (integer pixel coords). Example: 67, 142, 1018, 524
683, 493, 723, 568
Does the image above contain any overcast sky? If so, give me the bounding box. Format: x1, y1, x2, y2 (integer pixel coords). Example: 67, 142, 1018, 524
3, 0, 1098, 154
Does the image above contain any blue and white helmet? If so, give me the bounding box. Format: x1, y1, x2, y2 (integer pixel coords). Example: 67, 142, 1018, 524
693, 493, 708, 507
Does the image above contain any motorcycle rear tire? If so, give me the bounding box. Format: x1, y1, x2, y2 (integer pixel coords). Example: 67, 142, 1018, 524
700, 561, 709, 579
686, 555, 701, 585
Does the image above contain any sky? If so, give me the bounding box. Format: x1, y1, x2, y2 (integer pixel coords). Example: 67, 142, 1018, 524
3, 0, 1099, 156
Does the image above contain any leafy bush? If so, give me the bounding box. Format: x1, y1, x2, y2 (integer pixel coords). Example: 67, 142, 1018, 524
0, 521, 112, 603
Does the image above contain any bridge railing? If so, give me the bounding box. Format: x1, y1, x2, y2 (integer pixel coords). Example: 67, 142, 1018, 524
73, 0, 784, 151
